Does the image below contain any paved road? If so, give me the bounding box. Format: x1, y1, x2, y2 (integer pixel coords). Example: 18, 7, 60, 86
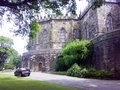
3, 72, 120, 90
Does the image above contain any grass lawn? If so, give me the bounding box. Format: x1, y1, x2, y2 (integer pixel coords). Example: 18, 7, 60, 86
0, 74, 80, 90
49, 71, 67, 75
0, 69, 13, 72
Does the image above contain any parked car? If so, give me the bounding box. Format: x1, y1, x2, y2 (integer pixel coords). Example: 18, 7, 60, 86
14, 68, 31, 77
0, 68, 3, 71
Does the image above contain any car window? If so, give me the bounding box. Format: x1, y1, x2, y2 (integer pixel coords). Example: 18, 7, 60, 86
21, 68, 26, 70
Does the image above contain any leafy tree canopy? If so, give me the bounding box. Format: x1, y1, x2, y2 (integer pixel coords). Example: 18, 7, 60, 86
5, 48, 21, 69
0, 36, 21, 68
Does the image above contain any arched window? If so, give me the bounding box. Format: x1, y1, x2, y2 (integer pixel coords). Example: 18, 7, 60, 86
85, 23, 96, 39
60, 28, 66, 43
42, 29, 48, 46
73, 29, 80, 40
105, 14, 113, 32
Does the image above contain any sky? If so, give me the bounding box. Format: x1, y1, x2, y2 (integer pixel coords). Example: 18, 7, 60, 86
0, 0, 88, 55
0, 20, 28, 55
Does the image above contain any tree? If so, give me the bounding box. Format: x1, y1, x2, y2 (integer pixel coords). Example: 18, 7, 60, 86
0, 36, 13, 68
0, 36, 21, 68
0, 0, 103, 38
91, 0, 105, 9
10, 49, 21, 69
0, 0, 77, 37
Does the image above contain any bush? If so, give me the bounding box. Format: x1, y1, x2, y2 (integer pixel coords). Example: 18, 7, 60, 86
67, 65, 113, 79
67, 63, 81, 77
91, 69, 112, 78
79, 68, 89, 77
62, 40, 92, 67
80, 68, 113, 78
56, 57, 68, 71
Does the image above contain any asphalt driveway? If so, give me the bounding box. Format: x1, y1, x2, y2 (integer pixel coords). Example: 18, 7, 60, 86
3, 72, 120, 90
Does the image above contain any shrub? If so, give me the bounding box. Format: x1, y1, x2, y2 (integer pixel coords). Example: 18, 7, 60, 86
80, 68, 113, 78
79, 68, 89, 77
62, 40, 92, 67
67, 66, 113, 79
56, 57, 68, 71
67, 63, 81, 77
92, 70, 113, 78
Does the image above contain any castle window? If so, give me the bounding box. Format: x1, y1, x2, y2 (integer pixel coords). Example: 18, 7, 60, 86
86, 23, 96, 39
60, 28, 66, 43
42, 30, 48, 47
105, 14, 113, 32
73, 29, 80, 40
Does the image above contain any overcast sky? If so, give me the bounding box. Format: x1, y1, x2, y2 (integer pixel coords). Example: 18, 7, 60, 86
0, 0, 88, 55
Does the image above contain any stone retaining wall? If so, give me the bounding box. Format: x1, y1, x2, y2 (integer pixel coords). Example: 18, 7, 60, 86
91, 29, 120, 78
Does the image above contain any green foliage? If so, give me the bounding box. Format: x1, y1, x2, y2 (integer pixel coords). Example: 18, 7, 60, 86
67, 64, 113, 78
50, 71, 67, 75
0, 36, 14, 67
67, 63, 81, 77
84, 68, 113, 78
9, 49, 22, 68
92, 0, 105, 9
29, 21, 42, 39
27, 21, 41, 50
63, 55, 75, 68
67, 64, 88, 78
4, 63, 14, 69
0, 74, 79, 90
61, 40, 92, 67
56, 56, 68, 71
0, 36, 13, 48
0, 36, 21, 69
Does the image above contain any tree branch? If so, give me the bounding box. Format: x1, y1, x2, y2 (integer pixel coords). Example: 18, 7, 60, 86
0, 0, 37, 9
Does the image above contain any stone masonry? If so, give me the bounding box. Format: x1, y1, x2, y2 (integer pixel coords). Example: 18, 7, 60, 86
22, 0, 120, 77
22, 18, 79, 72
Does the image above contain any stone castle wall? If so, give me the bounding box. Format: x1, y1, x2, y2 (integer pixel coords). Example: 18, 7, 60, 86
29, 19, 79, 50
22, 18, 79, 72
80, 2, 120, 40
97, 2, 120, 34
22, 1, 120, 75
50, 19, 79, 49
92, 29, 120, 78
80, 8, 99, 39
80, 2, 120, 77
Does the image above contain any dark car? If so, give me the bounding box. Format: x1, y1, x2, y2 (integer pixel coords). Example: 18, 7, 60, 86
14, 68, 31, 77
0, 68, 3, 71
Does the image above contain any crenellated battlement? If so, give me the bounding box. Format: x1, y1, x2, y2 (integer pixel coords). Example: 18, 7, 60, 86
38, 14, 78, 22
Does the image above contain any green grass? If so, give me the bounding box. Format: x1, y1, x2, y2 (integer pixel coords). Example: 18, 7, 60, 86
0, 69, 13, 72
49, 71, 67, 75
0, 74, 80, 90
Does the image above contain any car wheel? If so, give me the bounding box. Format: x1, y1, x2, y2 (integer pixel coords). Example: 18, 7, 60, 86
18, 73, 22, 77
28, 73, 30, 76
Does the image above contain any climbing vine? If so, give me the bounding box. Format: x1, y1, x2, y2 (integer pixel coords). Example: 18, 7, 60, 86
29, 21, 42, 39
